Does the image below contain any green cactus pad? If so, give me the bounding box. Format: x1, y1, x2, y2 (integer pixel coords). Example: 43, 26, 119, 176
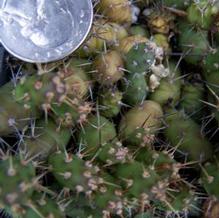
125, 42, 156, 74
23, 193, 64, 218
119, 100, 163, 146
164, 110, 213, 161
0, 156, 35, 214
116, 161, 159, 197
180, 82, 205, 117
0, 83, 39, 135
179, 26, 209, 64
77, 115, 117, 157
187, 1, 217, 29
201, 162, 219, 199
20, 119, 71, 160
122, 73, 148, 106
99, 88, 123, 118
49, 151, 102, 193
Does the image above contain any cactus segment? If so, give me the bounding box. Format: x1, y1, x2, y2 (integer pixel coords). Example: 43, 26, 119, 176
77, 115, 117, 157
93, 50, 124, 85
125, 42, 156, 74
20, 119, 71, 160
0, 155, 36, 216
164, 110, 213, 162
99, 88, 123, 118
121, 73, 148, 106
119, 100, 163, 146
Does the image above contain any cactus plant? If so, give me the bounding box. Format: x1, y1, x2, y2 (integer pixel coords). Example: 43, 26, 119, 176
0, 83, 38, 135
119, 100, 163, 146
97, 0, 132, 24
117, 35, 148, 54
161, 0, 191, 9
22, 193, 64, 218
129, 25, 149, 38
124, 42, 156, 74
0, 60, 93, 136
121, 72, 148, 106
0, 155, 36, 216
164, 110, 213, 162
144, 9, 175, 35
98, 88, 123, 118
93, 50, 124, 85
149, 61, 181, 106
78, 19, 128, 57
20, 119, 71, 160
77, 114, 117, 157
180, 80, 205, 119
178, 23, 210, 64
187, 0, 218, 29
0, 1, 219, 217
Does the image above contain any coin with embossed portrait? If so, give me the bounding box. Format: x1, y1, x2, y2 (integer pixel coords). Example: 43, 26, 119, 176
0, 0, 93, 63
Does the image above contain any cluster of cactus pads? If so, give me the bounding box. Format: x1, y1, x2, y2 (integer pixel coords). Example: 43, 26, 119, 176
1, 0, 219, 217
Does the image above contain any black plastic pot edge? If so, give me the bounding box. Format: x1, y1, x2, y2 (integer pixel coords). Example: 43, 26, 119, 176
0, 44, 10, 87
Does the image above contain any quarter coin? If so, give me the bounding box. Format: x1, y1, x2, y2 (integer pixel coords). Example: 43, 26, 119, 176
0, 0, 93, 63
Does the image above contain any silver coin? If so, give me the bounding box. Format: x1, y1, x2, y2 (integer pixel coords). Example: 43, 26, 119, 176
0, 0, 93, 63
